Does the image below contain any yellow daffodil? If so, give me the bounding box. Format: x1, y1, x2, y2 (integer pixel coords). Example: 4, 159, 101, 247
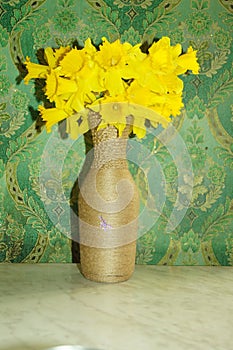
56, 76, 78, 97
158, 73, 184, 94
83, 38, 97, 56
24, 46, 71, 84
74, 63, 103, 98
53, 46, 71, 62
60, 38, 97, 77
59, 48, 86, 76
119, 43, 147, 81
140, 71, 167, 94
24, 36, 200, 139
176, 46, 200, 75
95, 37, 134, 96
38, 105, 70, 133
96, 37, 131, 68
104, 70, 128, 96
44, 46, 71, 68
44, 47, 58, 69
127, 80, 162, 106
148, 37, 178, 74
45, 70, 78, 103
164, 91, 184, 116
67, 89, 90, 113
24, 56, 49, 84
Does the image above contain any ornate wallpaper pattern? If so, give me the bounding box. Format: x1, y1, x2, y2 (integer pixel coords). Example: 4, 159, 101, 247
0, 0, 232, 265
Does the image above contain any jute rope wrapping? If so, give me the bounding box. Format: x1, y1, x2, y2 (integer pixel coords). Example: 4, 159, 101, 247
78, 112, 139, 283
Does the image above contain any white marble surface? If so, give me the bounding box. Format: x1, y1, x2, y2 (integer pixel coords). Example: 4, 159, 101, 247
0, 264, 232, 350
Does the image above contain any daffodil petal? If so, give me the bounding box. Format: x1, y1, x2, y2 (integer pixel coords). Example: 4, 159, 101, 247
44, 47, 56, 68
38, 105, 69, 132
176, 47, 200, 75
60, 49, 85, 76
66, 112, 89, 139
24, 57, 49, 84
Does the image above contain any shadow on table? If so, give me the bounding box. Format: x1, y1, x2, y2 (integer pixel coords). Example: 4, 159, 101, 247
0, 345, 56, 350
0, 345, 102, 350
0, 345, 48, 350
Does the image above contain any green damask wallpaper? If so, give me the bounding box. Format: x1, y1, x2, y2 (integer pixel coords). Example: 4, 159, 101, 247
0, 0, 233, 265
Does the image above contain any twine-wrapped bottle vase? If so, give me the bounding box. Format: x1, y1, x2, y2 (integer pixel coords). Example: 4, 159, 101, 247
78, 124, 139, 283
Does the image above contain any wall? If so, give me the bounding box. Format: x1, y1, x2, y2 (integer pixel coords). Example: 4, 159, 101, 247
0, 0, 232, 264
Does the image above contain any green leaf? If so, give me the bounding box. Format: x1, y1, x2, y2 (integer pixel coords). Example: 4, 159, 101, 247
0, 103, 6, 111
146, 11, 154, 23
225, 197, 231, 213
135, 167, 148, 205
0, 113, 10, 121
202, 203, 223, 233
6, 140, 17, 158
205, 51, 228, 78
136, 229, 157, 264
17, 195, 48, 231
104, 6, 111, 18
0, 242, 7, 251
202, 0, 209, 10
11, 17, 16, 27
189, 40, 197, 50
13, 8, 21, 21
216, 147, 233, 167
111, 10, 118, 22
219, 12, 233, 27
191, 0, 199, 10
192, 185, 208, 201
141, 0, 153, 9
191, 0, 209, 10
6, 135, 28, 159
12, 7, 45, 33
200, 185, 223, 212
207, 69, 233, 108
58, 0, 66, 6
66, 0, 75, 6
146, 27, 156, 36
201, 52, 212, 60
21, 5, 28, 17
202, 199, 233, 239
55, 37, 64, 47
196, 135, 204, 144
199, 41, 209, 50
115, 18, 121, 28
225, 157, 233, 168
143, 5, 170, 37
213, 203, 225, 221
153, 7, 166, 25
187, 122, 201, 139
4, 113, 25, 139
27, 216, 45, 230
142, 19, 149, 29
185, 134, 194, 144
23, 189, 28, 203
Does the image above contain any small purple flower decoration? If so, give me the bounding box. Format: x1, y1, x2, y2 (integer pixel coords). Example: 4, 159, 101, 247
99, 215, 112, 231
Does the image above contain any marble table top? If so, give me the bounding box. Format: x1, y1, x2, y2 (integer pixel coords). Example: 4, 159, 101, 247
0, 264, 232, 350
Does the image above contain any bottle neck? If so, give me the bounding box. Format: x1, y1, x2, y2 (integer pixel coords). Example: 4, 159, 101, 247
91, 126, 128, 169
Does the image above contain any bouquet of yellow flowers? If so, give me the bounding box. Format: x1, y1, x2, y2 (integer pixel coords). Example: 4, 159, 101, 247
24, 36, 199, 139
